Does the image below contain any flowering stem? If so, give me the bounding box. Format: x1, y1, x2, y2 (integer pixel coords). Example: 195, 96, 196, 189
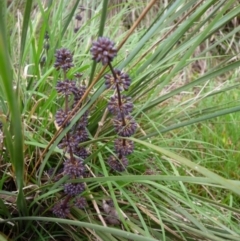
62, 70, 73, 160
108, 63, 126, 126
63, 195, 71, 206
108, 63, 126, 148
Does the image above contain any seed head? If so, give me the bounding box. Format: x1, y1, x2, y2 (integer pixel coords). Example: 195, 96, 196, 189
55, 109, 71, 127
75, 14, 82, 21
64, 183, 85, 196
108, 95, 133, 115
54, 48, 74, 72
113, 115, 137, 137
90, 37, 117, 65
75, 111, 89, 128
74, 127, 89, 142
56, 80, 78, 95
114, 139, 134, 156
52, 199, 70, 218
58, 134, 79, 152
108, 155, 128, 172
104, 69, 131, 91
63, 157, 85, 178
72, 85, 87, 107
75, 197, 87, 209
74, 146, 89, 160
74, 27, 80, 33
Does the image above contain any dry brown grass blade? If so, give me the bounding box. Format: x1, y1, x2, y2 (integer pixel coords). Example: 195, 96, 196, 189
85, 165, 128, 219
85, 164, 108, 227
84, 165, 142, 234
117, 0, 158, 51
131, 202, 185, 241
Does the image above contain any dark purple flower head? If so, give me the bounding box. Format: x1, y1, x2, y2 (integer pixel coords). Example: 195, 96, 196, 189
108, 95, 133, 116
114, 139, 134, 156
75, 197, 87, 209
64, 183, 85, 196
74, 127, 89, 142
75, 85, 87, 98
55, 109, 71, 127
75, 14, 82, 21
54, 48, 74, 72
113, 115, 137, 137
74, 27, 80, 33
58, 134, 79, 152
90, 37, 117, 65
74, 146, 89, 160
52, 199, 70, 218
63, 157, 85, 178
108, 155, 128, 172
56, 80, 78, 95
104, 69, 131, 91
75, 111, 89, 128
72, 86, 87, 108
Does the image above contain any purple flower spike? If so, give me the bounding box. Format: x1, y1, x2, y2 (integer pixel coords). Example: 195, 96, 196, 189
90, 37, 117, 65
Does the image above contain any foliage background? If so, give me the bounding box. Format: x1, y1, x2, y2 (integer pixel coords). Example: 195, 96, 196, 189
0, 0, 240, 240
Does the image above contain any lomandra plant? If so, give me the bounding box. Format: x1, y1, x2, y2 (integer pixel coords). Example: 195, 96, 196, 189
51, 37, 137, 217
1, 0, 240, 241
52, 48, 88, 217
90, 37, 136, 171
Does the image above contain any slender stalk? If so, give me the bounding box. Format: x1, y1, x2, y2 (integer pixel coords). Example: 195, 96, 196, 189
108, 63, 126, 127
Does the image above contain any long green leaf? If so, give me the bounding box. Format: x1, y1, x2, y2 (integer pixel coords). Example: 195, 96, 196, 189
0, 217, 159, 241
89, 0, 109, 84
131, 138, 240, 196
0, 0, 27, 215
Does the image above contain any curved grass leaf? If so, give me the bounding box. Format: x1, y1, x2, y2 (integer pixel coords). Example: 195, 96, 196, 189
0, 217, 159, 241
131, 138, 240, 196
0, 0, 27, 215
89, 0, 109, 84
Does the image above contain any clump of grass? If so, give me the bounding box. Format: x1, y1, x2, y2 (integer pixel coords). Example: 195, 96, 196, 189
90, 36, 136, 171
51, 47, 88, 217
0, 1, 240, 240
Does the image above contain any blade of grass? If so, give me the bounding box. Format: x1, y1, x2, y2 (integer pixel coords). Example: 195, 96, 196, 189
0, 0, 27, 215
0, 217, 159, 241
89, 0, 109, 84
143, 59, 240, 112
20, 0, 33, 62
131, 138, 240, 196
145, 105, 240, 138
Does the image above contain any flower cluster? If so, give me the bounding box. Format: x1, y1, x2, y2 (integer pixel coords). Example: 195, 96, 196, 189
74, 6, 85, 33
40, 31, 50, 67
52, 37, 136, 217
52, 48, 88, 217
91, 37, 137, 172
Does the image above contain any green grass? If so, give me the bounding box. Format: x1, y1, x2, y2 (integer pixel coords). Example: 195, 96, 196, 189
0, 0, 240, 240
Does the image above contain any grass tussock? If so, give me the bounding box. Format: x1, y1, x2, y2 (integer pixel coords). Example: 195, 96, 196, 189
0, 0, 240, 240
